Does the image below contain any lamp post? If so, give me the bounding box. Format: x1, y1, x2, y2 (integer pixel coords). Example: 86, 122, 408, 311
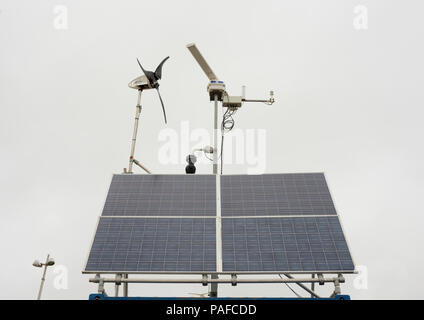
33, 254, 55, 300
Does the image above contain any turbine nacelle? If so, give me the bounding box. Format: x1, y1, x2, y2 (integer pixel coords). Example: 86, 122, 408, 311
128, 74, 151, 90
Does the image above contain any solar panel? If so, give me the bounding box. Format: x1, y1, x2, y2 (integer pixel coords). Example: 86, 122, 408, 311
85, 217, 216, 273
221, 216, 354, 273
102, 174, 216, 216
221, 173, 337, 217
84, 173, 354, 274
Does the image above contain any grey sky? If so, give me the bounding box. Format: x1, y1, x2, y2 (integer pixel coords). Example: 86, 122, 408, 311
1, 0, 423, 299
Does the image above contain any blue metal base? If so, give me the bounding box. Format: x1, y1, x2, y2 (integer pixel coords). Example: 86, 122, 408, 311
89, 294, 350, 300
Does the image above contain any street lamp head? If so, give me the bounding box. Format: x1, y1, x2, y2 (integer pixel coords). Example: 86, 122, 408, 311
47, 258, 55, 266
32, 260, 42, 267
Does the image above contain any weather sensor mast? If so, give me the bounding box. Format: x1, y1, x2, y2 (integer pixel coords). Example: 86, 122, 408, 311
186, 43, 275, 175
186, 43, 275, 297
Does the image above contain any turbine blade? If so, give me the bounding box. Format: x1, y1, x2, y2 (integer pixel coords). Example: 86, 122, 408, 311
137, 58, 152, 87
156, 88, 167, 124
137, 58, 155, 87
154, 56, 170, 80
136, 58, 149, 77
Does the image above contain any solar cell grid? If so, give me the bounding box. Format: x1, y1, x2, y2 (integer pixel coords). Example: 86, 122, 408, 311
221, 216, 354, 273
221, 173, 337, 217
102, 174, 216, 216
85, 217, 216, 272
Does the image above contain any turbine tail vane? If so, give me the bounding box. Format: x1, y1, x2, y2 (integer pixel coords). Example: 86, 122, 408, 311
186, 43, 218, 81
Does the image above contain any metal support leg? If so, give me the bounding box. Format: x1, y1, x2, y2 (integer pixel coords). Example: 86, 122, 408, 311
98, 279, 105, 295
123, 274, 128, 297
283, 273, 321, 298
332, 279, 341, 297
208, 274, 218, 297
114, 274, 122, 297
311, 273, 315, 298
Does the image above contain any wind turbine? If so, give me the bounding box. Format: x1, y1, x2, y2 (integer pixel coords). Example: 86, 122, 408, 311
125, 56, 170, 174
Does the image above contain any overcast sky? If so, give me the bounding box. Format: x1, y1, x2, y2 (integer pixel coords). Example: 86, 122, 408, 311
1, 0, 423, 299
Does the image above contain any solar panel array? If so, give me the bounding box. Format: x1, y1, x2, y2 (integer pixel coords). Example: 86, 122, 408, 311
84, 173, 354, 274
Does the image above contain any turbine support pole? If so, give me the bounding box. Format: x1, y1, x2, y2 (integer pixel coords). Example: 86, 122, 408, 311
209, 93, 219, 297
128, 89, 142, 173
213, 94, 219, 175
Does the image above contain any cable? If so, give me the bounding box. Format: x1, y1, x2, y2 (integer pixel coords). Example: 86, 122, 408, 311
204, 152, 214, 162
278, 274, 302, 298
220, 134, 224, 175
200, 94, 238, 170
220, 103, 236, 174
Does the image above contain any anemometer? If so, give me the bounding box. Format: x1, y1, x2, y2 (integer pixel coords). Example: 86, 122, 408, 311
185, 43, 275, 175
